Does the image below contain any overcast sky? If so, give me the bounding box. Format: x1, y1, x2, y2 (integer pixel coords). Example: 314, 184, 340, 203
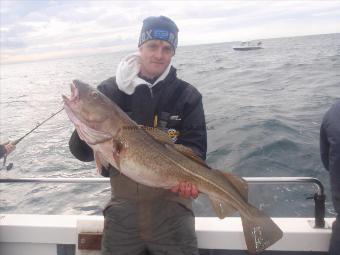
1, 0, 340, 64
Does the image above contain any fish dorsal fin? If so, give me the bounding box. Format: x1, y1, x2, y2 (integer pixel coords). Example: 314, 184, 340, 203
141, 125, 209, 168
212, 169, 248, 201
173, 144, 210, 168
140, 125, 174, 145
210, 196, 238, 219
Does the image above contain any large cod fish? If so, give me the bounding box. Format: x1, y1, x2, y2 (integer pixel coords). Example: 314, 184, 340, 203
63, 80, 283, 254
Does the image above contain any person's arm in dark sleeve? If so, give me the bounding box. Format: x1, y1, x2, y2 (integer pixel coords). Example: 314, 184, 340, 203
0, 144, 6, 159
69, 130, 94, 162
69, 131, 110, 177
171, 89, 207, 198
176, 92, 207, 160
320, 121, 329, 171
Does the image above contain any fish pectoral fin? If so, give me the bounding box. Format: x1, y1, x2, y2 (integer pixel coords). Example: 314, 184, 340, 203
112, 139, 124, 171
210, 196, 238, 219
213, 169, 248, 201
94, 151, 110, 174
173, 144, 210, 168
140, 125, 174, 145
240, 207, 283, 253
112, 138, 125, 154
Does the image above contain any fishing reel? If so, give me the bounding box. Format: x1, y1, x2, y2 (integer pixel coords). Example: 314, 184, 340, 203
0, 108, 64, 172
0, 155, 14, 171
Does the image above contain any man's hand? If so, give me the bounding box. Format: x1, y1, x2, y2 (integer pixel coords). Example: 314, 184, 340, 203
4, 142, 16, 155
171, 181, 199, 199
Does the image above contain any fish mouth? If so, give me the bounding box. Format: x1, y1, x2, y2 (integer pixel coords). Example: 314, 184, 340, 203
62, 80, 79, 106
62, 80, 113, 145
62, 81, 85, 129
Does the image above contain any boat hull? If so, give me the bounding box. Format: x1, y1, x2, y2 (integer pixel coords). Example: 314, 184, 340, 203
0, 214, 334, 255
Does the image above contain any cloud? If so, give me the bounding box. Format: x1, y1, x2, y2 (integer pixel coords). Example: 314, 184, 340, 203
1, 0, 339, 64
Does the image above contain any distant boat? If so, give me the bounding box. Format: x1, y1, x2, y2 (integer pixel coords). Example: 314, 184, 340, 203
233, 41, 263, 51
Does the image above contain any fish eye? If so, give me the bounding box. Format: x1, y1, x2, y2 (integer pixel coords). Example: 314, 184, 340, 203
91, 91, 99, 99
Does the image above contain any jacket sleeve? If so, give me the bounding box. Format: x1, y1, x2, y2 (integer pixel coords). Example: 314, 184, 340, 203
320, 121, 329, 171
0, 144, 6, 159
176, 90, 207, 160
69, 130, 94, 162
68, 131, 110, 177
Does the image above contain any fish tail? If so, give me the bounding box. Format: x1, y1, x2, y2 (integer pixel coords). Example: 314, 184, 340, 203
240, 206, 283, 254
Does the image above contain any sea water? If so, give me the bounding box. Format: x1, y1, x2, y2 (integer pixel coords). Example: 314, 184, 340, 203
0, 33, 339, 217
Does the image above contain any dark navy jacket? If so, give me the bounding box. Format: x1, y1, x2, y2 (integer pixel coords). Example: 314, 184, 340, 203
69, 67, 207, 176
320, 100, 340, 212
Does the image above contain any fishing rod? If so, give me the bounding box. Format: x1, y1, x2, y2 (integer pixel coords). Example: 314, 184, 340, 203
13, 108, 64, 145
1, 108, 64, 171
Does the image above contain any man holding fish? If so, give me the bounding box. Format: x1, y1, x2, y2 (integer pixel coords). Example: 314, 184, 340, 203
69, 16, 207, 254
65, 16, 282, 255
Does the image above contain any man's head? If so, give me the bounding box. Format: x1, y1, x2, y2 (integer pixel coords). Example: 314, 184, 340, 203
138, 16, 179, 51
138, 16, 179, 79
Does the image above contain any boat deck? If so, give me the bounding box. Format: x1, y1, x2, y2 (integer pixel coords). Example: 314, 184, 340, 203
0, 214, 334, 255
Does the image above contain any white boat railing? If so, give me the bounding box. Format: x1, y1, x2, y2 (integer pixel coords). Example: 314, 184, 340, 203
0, 176, 326, 228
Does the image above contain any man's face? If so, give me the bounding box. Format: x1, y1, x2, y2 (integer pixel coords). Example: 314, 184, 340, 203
139, 40, 175, 79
